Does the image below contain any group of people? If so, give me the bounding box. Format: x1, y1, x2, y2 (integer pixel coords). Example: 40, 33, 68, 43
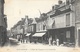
49, 37, 59, 46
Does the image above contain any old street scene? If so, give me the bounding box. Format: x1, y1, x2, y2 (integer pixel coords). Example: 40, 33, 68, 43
1, 0, 80, 52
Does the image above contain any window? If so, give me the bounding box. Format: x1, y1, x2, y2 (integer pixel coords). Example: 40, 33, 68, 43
43, 25, 46, 30
32, 26, 33, 32
52, 19, 55, 28
66, 31, 70, 38
66, 13, 70, 26
38, 23, 40, 31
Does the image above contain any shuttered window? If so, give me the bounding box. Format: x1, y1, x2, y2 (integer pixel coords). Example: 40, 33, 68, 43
66, 13, 70, 26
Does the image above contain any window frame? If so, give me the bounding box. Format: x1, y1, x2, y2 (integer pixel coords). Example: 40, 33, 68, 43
66, 13, 70, 26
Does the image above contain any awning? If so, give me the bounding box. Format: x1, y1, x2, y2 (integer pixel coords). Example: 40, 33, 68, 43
26, 33, 31, 36
33, 33, 45, 37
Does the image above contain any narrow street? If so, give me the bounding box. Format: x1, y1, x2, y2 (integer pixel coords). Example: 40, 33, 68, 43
8, 38, 20, 46
0, 38, 79, 52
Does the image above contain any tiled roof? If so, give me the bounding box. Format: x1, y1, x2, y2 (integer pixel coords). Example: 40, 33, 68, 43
35, 13, 48, 22
28, 18, 33, 24
35, 18, 40, 22
50, 8, 71, 17
47, 10, 52, 14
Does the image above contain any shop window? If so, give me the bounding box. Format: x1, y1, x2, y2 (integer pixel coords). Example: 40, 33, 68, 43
66, 13, 70, 26
66, 31, 70, 38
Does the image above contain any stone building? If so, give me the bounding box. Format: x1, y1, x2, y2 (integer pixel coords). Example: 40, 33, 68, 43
32, 13, 48, 44
11, 18, 25, 40
10, 0, 80, 47
0, 0, 7, 45
63, 0, 80, 47
27, 18, 36, 43
46, 0, 75, 46
71, 0, 80, 47
11, 16, 33, 43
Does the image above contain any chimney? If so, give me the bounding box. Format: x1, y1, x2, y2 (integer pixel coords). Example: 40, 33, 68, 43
58, 0, 63, 5
25, 15, 28, 19
52, 5, 59, 10
25, 15, 28, 24
54, 5, 59, 10
52, 6, 54, 10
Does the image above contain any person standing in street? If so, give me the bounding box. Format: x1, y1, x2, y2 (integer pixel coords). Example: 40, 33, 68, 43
49, 36, 52, 46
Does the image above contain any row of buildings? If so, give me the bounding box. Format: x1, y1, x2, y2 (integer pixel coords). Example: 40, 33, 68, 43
11, 0, 80, 47
0, 0, 7, 46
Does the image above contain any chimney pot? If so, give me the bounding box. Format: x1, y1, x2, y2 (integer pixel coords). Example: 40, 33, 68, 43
58, 0, 63, 5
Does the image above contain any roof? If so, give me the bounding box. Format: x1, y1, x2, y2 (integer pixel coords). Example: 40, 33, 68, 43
35, 13, 48, 22
31, 18, 37, 24
21, 18, 25, 25
35, 18, 40, 22
57, 2, 65, 9
50, 8, 71, 17
28, 18, 33, 24
11, 17, 33, 29
12, 20, 22, 29
47, 10, 52, 14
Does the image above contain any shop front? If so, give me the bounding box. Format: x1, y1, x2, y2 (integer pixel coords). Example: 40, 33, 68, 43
25, 33, 31, 43
47, 26, 75, 46
32, 32, 46, 44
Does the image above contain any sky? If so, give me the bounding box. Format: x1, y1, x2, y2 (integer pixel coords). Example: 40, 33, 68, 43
4, 0, 66, 30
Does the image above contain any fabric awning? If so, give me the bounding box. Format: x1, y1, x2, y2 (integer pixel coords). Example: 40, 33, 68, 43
32, 33, 45, 37
26, 33, 31, 36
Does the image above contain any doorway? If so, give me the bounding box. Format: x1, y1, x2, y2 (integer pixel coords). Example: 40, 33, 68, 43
59, 33, 64, 44
78, 29, 80, 46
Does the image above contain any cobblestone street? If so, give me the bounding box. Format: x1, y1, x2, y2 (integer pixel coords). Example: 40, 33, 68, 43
0, 38, 79, 52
